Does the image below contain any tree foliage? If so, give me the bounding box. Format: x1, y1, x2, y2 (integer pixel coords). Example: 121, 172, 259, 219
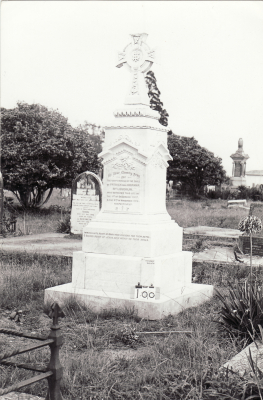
75, 121, 104, 154
145, 71, 169, 127
1, 102, 101, 208
167, 134, 226, 197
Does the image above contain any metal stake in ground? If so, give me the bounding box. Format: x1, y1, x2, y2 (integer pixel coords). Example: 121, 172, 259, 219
46, 303, 65, 400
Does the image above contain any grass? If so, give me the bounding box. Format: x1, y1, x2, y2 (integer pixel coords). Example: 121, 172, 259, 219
4, 191, 249, 235
0, 252, 72, 309
4, 188, 71, 235
1, 197, 261, 398
12, 207, 71, 235
167, 199, 249, 229
1, 252, 263, 399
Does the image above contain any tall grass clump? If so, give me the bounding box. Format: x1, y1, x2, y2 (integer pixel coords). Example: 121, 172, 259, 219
216, 281, 263, 342
0, 252, 71, 309
56, 214, 71, 233
216, 214, 263, 344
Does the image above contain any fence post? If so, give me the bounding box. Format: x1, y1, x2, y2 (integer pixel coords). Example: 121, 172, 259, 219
46, 303, 64, 400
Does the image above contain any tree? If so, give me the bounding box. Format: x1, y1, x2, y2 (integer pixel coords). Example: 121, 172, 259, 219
167, 134, 226, 197
75, 121, 104, 154
1, 102, 101, 208
145, 71, 169, 127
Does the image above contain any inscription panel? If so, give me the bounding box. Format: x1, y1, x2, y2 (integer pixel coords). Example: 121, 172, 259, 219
234, 162, 242, 177
71, 171, 102, 234
82, 228, 152, 257
71, 193, 100, 234
104, 167, 143, 213
84, 231, 150, 242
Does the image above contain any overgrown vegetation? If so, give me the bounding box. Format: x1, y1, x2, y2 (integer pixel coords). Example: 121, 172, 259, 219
4, 196, 250, 234
216, 281, 263, 343
1, 251, 263, 398
0, 252, 72, 309
2, 190, 71, 235
167, 199, 248, 228
2, 199, 263, 398
206, 185, 263, 201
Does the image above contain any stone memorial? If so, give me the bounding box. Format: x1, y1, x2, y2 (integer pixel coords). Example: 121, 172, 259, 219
70, 171, 102, 235
223, 340, 263, 376
45, 33, 213, 319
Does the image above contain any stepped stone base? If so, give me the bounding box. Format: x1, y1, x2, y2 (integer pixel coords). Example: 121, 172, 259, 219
45, 282, 213, 320
71, 250, 192, 295
230, 176, 247, 187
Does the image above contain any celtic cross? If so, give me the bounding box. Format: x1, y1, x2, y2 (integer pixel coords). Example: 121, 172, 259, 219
116, 33, 155, 106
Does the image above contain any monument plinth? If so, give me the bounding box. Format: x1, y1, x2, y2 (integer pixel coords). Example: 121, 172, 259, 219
45, 34, 213, 319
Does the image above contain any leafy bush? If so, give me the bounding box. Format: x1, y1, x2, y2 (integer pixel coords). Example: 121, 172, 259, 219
56, 215, 71, 233
228, 186, 263, 201
250, 187, 263, 201
216, 281, 263, 342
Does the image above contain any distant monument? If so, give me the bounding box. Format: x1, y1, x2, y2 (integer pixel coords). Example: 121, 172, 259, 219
230, 138, 249, 187
45, 34, 213, 319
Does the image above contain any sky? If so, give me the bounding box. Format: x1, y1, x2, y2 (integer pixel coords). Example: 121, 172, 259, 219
1, 1, 263, 176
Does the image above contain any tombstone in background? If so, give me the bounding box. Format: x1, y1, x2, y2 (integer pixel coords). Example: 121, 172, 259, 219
70, 171, 102, 235
223, 340, 263, 376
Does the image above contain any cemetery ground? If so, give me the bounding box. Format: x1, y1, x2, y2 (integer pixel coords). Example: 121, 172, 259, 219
1, 196, 263, 399
5, 189, 250, 235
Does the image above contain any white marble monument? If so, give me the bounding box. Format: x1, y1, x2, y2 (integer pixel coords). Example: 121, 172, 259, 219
45, 33, 213, 319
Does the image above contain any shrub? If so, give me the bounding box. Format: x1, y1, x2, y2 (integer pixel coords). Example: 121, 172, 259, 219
216, 281, 263, 342
56, 215, 71, 233
206, 189, 232, 200
250, 187, 263, 201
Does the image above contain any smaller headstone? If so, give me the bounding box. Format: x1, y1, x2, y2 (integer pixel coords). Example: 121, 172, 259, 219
70, 171, 102, 235
222, 340, 263, 376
